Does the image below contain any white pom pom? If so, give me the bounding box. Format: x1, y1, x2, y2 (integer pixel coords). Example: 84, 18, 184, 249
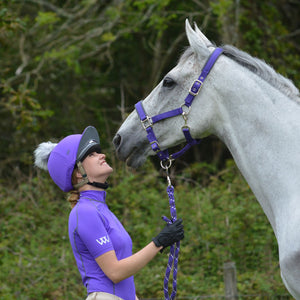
34, 141, 57, 171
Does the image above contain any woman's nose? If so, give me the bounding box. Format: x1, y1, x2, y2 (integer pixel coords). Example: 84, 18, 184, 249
99, 153, 105, 158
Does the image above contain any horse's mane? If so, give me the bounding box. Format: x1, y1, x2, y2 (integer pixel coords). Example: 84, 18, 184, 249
222, 45, 300, 101
180, 45, 299, 102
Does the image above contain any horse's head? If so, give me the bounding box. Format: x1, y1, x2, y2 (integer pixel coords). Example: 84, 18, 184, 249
113, 20, 221, 168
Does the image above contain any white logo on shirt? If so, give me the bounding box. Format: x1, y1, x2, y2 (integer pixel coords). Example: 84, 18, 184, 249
96, 235, 110, 245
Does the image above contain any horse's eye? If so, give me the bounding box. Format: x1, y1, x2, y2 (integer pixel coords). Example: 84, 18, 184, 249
163, 77, 176, 88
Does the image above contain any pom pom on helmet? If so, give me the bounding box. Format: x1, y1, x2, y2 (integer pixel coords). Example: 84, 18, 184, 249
34, 141, 57, 171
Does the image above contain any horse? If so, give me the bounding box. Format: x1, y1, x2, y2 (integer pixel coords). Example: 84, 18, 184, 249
113, 20, 300, 299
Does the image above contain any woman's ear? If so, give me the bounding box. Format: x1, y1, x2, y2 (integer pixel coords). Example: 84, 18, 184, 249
76, 169, 83, 180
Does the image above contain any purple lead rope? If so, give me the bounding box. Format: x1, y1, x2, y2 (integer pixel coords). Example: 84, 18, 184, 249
162, 184, 180, 300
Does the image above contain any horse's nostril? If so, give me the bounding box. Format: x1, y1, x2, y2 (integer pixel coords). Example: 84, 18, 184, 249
113, 134, 121, 148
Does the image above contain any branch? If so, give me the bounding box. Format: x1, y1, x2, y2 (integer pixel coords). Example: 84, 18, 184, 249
22, 0, 74, 18
15, 34, 29, 75
279, 29, 300, 40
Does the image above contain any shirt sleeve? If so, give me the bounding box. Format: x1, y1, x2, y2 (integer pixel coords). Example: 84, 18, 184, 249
76, 205, 114, 259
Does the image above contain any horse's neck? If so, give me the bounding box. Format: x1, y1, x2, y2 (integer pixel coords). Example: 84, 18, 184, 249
211, 71, 300, 232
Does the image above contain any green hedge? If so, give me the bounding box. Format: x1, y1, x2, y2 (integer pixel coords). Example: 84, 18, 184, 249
0, 160, 291, 299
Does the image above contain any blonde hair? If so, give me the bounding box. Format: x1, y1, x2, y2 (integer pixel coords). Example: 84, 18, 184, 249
67, 168, 80, 208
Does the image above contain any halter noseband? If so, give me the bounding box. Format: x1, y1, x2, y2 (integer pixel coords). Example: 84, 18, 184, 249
135, 47, 223, 166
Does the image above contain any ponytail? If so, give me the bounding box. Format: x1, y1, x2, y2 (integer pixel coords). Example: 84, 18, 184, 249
67, 190, 80, 209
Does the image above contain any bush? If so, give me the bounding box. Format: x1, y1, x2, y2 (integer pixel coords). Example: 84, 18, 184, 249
0, 160, 290, 299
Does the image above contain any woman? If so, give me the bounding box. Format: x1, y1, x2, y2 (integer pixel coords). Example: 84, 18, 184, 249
34, 126, 184, 300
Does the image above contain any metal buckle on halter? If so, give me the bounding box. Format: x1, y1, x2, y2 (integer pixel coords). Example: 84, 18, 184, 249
141, 116, 153, 130
189, 79, 203, 96
150, 140, 160, 152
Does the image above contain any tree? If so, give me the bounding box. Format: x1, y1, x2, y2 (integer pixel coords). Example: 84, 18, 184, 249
0, 0, 299, 178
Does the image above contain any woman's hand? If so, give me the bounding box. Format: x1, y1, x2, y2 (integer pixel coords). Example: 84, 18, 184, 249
152, 218, 184, 249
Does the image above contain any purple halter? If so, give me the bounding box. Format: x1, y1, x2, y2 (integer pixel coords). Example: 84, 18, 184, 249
135, 47, 223, 166
135, 47, 223, 300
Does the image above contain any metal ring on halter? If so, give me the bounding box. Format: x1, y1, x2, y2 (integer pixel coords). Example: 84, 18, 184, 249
180, 103, 191, 116
160, 159, 173, 170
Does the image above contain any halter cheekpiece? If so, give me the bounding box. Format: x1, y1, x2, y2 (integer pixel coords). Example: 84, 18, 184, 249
135, 47, 223, 300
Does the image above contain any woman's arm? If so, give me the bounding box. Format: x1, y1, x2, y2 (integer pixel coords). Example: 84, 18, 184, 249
95, 241, 162, 283
95, 218, 184, 283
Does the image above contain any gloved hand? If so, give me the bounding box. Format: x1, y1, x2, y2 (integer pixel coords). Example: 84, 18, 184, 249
152, 218, 184, 249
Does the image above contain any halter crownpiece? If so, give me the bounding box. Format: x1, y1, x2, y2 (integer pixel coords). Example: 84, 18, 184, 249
135, 47, 223, 165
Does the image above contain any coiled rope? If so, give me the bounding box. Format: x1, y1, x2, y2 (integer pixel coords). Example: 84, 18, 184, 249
161, 166, 180, 300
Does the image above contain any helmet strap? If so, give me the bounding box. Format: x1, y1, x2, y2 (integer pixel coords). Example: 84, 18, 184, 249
73, 161, 109, 190
87, 181, 109, 189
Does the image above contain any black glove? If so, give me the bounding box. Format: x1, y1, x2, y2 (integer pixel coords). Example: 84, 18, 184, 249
152, 218, 184, 249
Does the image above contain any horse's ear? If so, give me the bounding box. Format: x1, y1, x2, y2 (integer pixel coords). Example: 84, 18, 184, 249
185, 19, 210, 56
193, 22, 213, 49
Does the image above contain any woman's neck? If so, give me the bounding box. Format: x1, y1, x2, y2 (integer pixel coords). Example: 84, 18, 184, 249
79, 184, 105, 192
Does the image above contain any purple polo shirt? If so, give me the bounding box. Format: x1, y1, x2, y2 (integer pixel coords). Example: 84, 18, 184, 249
68, 190, 135, 299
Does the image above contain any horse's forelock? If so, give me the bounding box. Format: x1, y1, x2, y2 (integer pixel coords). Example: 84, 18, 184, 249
178, 46, 194, 64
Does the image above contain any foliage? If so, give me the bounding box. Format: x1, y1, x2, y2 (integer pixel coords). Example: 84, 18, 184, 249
0, 173, 86, 299
1, 0, 298, 178
0, 161, 291, 299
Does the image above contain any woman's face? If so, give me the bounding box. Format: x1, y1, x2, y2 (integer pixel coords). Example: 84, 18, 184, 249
81, 152, 113, 183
